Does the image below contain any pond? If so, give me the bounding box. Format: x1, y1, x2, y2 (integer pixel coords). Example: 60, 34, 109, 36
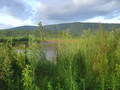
43, 42, 57, 62
16, 41, 57, 63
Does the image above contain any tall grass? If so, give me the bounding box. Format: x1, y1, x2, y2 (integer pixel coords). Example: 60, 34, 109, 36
0, 28, 120, 90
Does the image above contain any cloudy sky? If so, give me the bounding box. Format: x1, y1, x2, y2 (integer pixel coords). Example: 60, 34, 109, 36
0, 0, 120, 29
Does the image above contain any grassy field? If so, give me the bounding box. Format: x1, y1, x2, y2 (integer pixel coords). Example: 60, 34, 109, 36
0, 28, 120, 90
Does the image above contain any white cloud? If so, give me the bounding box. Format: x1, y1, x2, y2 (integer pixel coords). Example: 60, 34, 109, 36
0, 24, 12, 30
72, 0, 98, 6
33, 0, 120, 23
86, 16, 120, 23
0, 0, 120, 29
94, 1, 120, 12
0, 13, 34, 29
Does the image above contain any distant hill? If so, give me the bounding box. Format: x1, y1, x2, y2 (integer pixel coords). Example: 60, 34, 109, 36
6, 26, 38, 30
4, 22, 120, 35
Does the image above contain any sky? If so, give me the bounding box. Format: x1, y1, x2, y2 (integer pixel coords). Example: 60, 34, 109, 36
0, 0, 120, 29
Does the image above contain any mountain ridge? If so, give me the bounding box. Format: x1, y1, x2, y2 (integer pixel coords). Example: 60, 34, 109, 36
3, 22, 120, 33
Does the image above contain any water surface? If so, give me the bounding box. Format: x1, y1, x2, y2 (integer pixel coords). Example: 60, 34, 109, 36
16, 41, 57, 62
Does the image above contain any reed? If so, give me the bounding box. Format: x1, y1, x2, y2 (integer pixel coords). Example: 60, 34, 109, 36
0, 28, 120, 90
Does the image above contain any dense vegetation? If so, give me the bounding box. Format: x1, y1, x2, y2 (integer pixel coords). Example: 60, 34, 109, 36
1, 22, 120, 44
0, 29, 58, 38
0, 30, 59, 45
0, 26, 120, 90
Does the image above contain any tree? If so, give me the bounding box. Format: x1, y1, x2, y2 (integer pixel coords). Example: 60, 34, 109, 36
38, 22, 44, 42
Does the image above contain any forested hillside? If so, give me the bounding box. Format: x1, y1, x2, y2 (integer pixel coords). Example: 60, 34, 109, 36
1, 22, 120, 37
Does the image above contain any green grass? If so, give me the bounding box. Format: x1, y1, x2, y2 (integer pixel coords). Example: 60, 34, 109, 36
0, 28, 120, 90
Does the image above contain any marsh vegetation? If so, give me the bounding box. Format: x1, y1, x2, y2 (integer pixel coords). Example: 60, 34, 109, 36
0, 26, 120, 90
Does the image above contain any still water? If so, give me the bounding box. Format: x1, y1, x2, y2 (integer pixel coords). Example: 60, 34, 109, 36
16, 41, 57, 62
43, 42, 57, 62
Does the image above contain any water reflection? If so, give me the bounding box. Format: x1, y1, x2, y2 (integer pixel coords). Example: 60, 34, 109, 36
44, 42, 57, 63
16, 41, 57, 62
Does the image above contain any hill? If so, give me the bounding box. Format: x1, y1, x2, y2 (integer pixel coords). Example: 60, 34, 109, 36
43, 22, 120, 35
2, 22, 120, 36
6, 25, 38, 30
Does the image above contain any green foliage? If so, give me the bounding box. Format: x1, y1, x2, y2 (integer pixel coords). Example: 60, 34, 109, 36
22, 65, 38, 90
0, 28, 120, 90
2, 56, 14, 89
47, 82, 53, 90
